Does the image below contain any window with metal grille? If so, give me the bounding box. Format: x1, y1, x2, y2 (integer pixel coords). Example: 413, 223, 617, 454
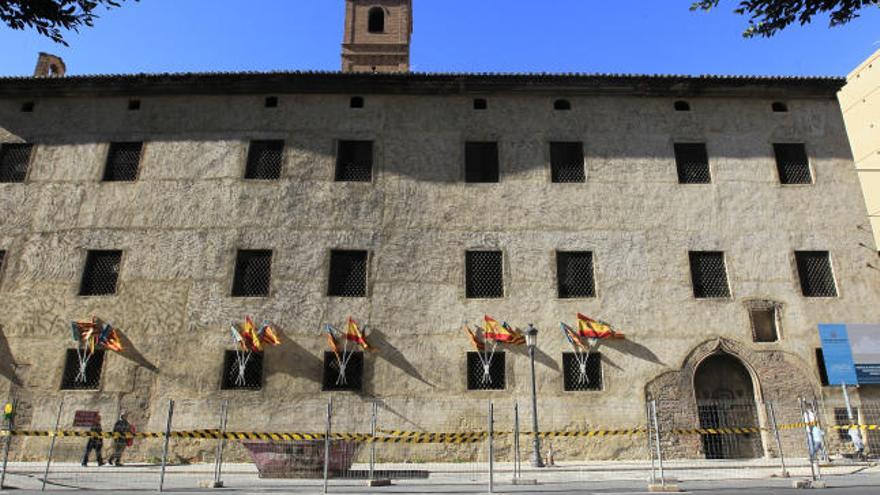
749, 305, 779, 342
21, 101, 35, 112
774, 143, 811, 184
244, 140, 284, 180
128, 99, 141, 111
467, 352, 505, 390
689, 251, 730, 299
816, 348, 830, 386
336, 141, 373, 182
795, 251, 837, 297
79, 250, 122, 296
557, 251, 595, 298
0, 143, 33, 183
675, 143, 711, 184
833, 407, 859, 441
473, 98, 488, 110
328, 250, 368, 297
322, 351, 364, 392
562, 352, 603, 391
231, 250, 272, 297
465, 142, 499, 183
350, 96, 364, 108
61, 349, 105, 390
554, 99, 571, 111
220, 351, 264, 390
103, 142, 142, 182
264, 96, 278, 108
550, 142, 585, 183
465, 250, 503, 298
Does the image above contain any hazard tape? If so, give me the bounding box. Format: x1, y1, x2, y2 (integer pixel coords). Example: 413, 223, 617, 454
830, 424, 880, 431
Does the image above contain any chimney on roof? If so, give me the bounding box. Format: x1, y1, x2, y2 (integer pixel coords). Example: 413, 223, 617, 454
34, 53, 66, 78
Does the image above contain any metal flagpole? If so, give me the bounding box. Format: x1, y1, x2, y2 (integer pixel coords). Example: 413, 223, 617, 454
212, 400, 229, 488
41, 398, 64, 492
158, 399, 175, 492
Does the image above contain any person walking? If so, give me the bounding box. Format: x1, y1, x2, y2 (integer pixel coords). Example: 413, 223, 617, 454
849, 426, 866, 461
81, 413, 105, 467
108, 411, 131, 466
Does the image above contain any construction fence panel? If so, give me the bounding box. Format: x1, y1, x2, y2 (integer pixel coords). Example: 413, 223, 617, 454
0, 395, 62, 491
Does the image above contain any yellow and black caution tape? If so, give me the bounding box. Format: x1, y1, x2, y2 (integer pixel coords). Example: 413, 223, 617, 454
830, 424, 880, 431
537, 428, 647, 438
671, 427, 762, 435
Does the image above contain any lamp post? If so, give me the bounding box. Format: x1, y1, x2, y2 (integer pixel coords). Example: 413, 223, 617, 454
525, 324, 544, 468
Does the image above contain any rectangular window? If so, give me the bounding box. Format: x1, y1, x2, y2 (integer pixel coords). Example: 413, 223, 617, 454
79, 250, 122, 296
562, 352, 603, 391
550, 142, 585, 183
833, 408, 858, 441
774, 143, 811, 184
244, 140, 284, 180
336, 140, 373, 182
557, 251, 595, 298
322, 351, 364, 392
328, 250, 368, 297
465, 142, 499, 183
61, 349, 105, 390
674, 143, 711, 184
231, 250, 272, 297
816, 348, 830, 386
465, 250, 503, 298
795, 251, 837, 297
220, 350, 264, 390
0, 143, 34, 183
689, 251, 730, 299
467, 352, 505, 390
103, 142, 142, 182
749, 306, 779, 343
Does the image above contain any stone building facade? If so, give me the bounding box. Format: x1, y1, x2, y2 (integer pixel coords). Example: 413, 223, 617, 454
341, 0, 412, 72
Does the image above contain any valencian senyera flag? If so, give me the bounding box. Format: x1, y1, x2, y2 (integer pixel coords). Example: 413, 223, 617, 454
463, 323, 485, 351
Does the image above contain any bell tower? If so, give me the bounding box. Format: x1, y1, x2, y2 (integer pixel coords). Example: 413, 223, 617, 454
341, 0, 413, 73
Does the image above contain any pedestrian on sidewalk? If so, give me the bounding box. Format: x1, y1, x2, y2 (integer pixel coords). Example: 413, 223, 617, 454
81, 413, 105, 467
108, 411, 132, 466
849, 426, 866, 461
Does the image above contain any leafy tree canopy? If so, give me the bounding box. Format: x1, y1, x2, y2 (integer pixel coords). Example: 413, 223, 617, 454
692, 0, 879, 37
1, 0, 137, 46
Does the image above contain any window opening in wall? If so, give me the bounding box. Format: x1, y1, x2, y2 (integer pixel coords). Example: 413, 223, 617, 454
350, 96, 364, 108
465, 141, 499, 183
221, 350, 264, 390
689, 251, 731, 299
103, 142, 143, 182
674, 100, 691, 112
231, 250, 272, 297
774, 143, 812, 184
795, 251, 837, 297
465, 250, 503, 298
20, 101, 35, 112
473, 98, 488, 110
336, 140, 373, 182
245, 140, 284, 180
674, 143, 711, 184
833, 407, 860, 441
264, 96, 278, 108
557, 251, 595, 298
322, 351, 364, 391
328, 250, 368, 297
772, 102, 789, 112
816, 348, 830, 386
554, 99, 572, 111
550, 142, 586, 183
61, 349, 105, 390
0, 143, 34, 183
563, 352, 602, 391
128, 99, 141, 111
80, 250, 122, 296
467, 351, 505, 390
368, 7, 385, 33
748, 303, 779, 342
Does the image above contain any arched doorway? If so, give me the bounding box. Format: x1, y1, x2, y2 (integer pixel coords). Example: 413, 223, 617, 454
693, 353, 763, 459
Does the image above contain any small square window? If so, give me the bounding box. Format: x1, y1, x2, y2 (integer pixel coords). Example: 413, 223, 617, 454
774, 143, 811, 184
554, 99, 571, 111
550, 142, 585, 183
473, 98, 488, 110
61, 349, 105, 390
322, 351, 364, 392
816, 348, 830, 386
674, 100, 691, 112
245, 140, 284, 180
557, 251, 595, 298
795, 251, 837, 297
336, 141, 373, 182
674, 143, 711, 184
467, 352, 505, 390
350, 96, 364, 108
21, 102, 35, 113
465, 142, 499, 183
328, 250, 368, 297
749, 305, 779, 342
0, 143, 34, 183
221, 350, 264, 390
103, 142, 142, 182
265, 96, 279, 108
128, 99, 141, 111
772, 102, 788, 113
689, 251, 730, 299
562, 352, 603, 391
466, 250, 503, 298
231, 250, 272, 297
79, 250, 122, 296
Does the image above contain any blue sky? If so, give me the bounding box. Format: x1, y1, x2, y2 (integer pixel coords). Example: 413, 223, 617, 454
1, 0, 878, 77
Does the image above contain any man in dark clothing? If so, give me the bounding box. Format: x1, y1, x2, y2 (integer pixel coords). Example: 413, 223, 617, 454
108, 411, 131, 466
81, 413, 105, 467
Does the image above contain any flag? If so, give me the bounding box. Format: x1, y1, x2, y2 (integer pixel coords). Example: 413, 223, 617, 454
501, 321, 526, 345
99, 323, 123, 353
243, 316, 262, 352
463, 323, 485, 351
230, 325, 246, 352
483, 316, 524, 344
258, 320, 281, 346
345, 317, 372, 351
70, 322, 81, 343
561, 322, 586, 351
577, 313, 614, 339
324, 325, 341, 361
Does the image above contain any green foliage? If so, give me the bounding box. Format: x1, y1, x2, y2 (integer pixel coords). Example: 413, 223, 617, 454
692, 0, 879, 37
0, 0, 138, 46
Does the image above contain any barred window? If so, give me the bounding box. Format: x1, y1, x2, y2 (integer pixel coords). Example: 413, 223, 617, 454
774, 143, 811, 184
103, 142, 142, 182
221, 351, 264, 390
79, 250, 122, 296
466, 251, 503, 298
557, 251, 595, 298
749, 304, 779, 342
328, 250, 368, 297
350, 96, 364, 109
322, 351, 364, 392
467, 352, 505, 390
562, 352, 603, 391
61, 349, 105, 390
473, 98, 488, 110
816, 348, 830, 386
21, 101, 35, 113
465, 142, 499, 183
550, 142, 585, 183
795, 251, 837, 297
689, 251, 730, 299
231, 250, 272, 297
336, 141, 373, 182
0, 143, 34, 183
674, 143, 711, 184
264, 96, 278, 108
245, 140, 284, 180
128, 99, 141, 111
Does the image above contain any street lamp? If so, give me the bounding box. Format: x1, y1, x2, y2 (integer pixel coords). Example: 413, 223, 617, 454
525, 324, 544, 468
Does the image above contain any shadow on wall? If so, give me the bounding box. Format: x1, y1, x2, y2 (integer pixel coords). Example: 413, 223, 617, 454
610, 338, 664, 366
368, 328, 435, 388
267, 330, 324, 385
507, 344, 560, 373
116, 330, 159, 373
0, 325, 22, 386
